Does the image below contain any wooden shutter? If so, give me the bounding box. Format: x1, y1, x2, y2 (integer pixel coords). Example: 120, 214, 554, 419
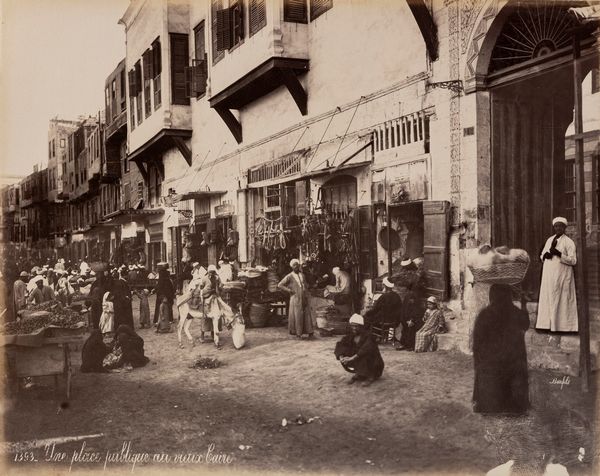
357, 205, 375, 280
216, 7, 233, 51
194, 21, 206, 60
423, 201, 450, 301
192, 58, 207, 97
250, 0, 267, 35
211, 0, 224, 63
170, 33, 190, 105
142, 49, 154, 81
134, 61, 142, 94
310, 0, 332, 21
152, 39, 162, 77
128, 69, 137, 97
284, 0, 307, 23
232, 1, 244, 44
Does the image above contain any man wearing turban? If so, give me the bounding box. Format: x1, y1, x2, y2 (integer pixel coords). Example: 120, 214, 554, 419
278, 259, 313, 339
536, 217, 578, 332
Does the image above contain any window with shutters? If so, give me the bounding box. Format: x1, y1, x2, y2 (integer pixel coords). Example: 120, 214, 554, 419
152, 38, 162, 109
190, 22, 208, 99
211, 0, 225, 65
143, 49, 153, 117
249, 0, 267, 35
592, 67, 600, 94
128, 68, 137, 130
231, 1, 245, 48
135, 61, 143, 124
170, 33, 190, 106
310, 0, 332, 21
120, 68, 126, 109
284, 0, 307, 23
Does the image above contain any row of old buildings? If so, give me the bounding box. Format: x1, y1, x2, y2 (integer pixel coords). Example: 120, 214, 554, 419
1, 0, 599, 335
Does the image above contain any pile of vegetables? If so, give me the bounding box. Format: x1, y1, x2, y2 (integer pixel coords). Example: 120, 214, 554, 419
2, 302, 86, 335
189, 357, 222, 370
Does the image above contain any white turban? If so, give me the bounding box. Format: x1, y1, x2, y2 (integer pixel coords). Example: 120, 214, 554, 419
349, 314, 364, 326
552, 217, 568, 226
332, 267, 340, 275
289, 259, 300, 267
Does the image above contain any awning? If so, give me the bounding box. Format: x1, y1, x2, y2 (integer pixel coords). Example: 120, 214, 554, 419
246, 133, 373, 189
568, 5, 600, 24
175, 190, 227, 202
101, 208, 164, 225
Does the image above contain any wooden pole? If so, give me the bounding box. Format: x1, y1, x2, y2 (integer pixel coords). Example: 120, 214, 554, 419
387, 203, 392, 276
572, 33, 591, 393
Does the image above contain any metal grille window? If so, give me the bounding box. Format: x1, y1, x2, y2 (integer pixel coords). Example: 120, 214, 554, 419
373, 111, 430, 154
265, 185, 281, 209
564, 160, 576, 223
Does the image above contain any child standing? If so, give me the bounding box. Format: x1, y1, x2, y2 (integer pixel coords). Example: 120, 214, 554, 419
156, 297, 172, 333
414, 296, 445, 353
135, 289, 151, 329
99, 292, 115, 336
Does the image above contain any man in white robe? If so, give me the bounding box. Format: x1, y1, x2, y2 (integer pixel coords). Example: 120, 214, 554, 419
536, 217, 578, 332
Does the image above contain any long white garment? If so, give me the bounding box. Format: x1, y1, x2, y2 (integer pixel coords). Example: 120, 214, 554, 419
536, 234, 578, 332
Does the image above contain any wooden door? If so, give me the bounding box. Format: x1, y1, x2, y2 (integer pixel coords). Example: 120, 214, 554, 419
491, 68, 573, 295
423, 201, 450, 300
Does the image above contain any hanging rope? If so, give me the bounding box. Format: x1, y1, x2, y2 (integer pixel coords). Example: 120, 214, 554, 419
197, 141, 227, 191
321, 95, 365, 170
305, 106, 341, 172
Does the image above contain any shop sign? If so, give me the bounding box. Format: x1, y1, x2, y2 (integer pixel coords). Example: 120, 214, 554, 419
215, 203, 234, 217
121, 221, 138, 239
386, 159, 428, 203
178, 210, 192, 226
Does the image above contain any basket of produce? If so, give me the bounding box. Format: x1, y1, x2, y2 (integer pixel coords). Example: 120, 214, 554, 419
3, 302, 86, 336
467, 245, 530, 285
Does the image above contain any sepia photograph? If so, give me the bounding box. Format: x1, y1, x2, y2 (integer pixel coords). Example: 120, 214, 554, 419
0, 0, 599, 474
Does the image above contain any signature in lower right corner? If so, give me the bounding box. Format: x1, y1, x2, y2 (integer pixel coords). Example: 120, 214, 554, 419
549, 376, 571, 389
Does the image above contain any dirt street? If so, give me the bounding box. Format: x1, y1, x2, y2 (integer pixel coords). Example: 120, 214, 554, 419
1, 299, 598, 476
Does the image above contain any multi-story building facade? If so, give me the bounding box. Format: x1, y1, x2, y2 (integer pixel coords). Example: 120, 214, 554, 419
119, 0, 194, 271
115, 0, 599, 362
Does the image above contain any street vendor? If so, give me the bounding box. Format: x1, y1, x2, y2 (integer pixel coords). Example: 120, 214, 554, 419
13, 271, 29, 317
324, 267, 352, 302
334, 313, 384, 386
28, 276, 55, 304
364, 277, 403, 330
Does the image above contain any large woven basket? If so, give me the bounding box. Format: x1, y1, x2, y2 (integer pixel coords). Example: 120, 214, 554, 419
469, 261, 529, 285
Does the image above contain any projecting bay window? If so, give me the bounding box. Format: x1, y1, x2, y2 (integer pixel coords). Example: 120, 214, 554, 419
152, 38, 162, 110
170, 33, 190, 106
142, 48, 153, 118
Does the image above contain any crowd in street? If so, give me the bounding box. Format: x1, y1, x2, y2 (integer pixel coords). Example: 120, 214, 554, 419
0, 216, 580, 415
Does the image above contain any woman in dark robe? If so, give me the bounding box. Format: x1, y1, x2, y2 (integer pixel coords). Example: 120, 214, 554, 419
334, 314, 384, 386
115, 325, 149, 368
113, 269, 134, 330
153, 269, 175, 325
80, 329, 109, 373
472, 283, 530, 415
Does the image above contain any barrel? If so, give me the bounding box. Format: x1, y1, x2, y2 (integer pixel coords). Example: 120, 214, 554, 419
249, 303, 270, 328
267, 270, 279, 293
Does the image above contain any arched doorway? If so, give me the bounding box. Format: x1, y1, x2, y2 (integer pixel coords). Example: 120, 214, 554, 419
475, 0, 599, 299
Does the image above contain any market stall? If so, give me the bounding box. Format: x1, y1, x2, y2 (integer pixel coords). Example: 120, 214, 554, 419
1, 302, 88, 400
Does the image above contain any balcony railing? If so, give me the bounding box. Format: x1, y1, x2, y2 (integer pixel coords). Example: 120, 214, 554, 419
105, 109, 127, 140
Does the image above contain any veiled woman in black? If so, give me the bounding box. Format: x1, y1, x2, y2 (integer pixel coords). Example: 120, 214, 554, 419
472, 284, 530, 415
115, 325, 149, 368
80, 329, 109, 373
153, 269, 175, 325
